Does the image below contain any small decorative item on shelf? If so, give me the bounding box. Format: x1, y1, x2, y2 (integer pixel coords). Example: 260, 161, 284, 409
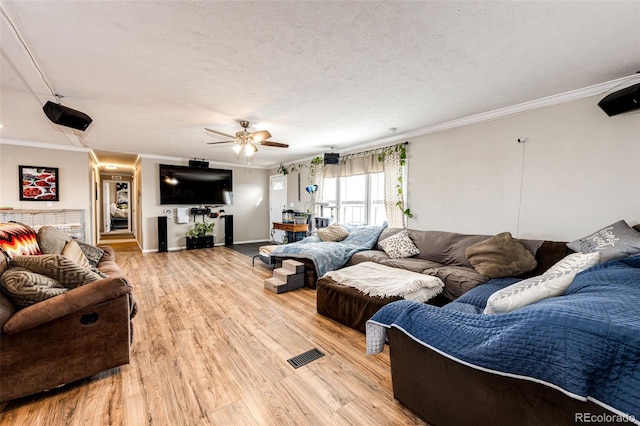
282, 209, 295, 223
294, 214, 308, 225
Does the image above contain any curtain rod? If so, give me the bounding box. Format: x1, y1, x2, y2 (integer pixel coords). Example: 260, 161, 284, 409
341, 141, 409, 159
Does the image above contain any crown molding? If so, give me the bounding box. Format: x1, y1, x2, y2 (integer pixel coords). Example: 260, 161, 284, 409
138, 153, 271, 170
410, 74, 640, 136
0, 138, 90, 152
331, 74, 640, 156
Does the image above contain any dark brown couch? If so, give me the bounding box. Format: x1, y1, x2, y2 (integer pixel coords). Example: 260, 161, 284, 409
385, 223, 640, 425
317, 227, 571, 332
388, 327, 635, 426
0, 246, 137, 402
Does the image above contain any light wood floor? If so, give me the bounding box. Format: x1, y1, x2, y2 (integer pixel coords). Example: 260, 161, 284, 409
0, 246, 426, 425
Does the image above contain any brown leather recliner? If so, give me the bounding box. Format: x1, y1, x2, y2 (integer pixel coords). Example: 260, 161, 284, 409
0, 246, 137, 402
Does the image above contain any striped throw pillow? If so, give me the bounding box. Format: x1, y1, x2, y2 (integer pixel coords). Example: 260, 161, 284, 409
0, 222, 42, 257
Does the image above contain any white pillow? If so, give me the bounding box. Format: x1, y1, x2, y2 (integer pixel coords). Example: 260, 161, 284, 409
484, 252, 600, 314
378, 230, 420, 259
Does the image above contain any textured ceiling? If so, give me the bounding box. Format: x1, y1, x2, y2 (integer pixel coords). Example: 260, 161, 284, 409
1, 1, 639, 169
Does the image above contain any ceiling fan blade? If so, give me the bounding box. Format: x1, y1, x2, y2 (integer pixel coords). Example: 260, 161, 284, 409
260, 141, 289, 148
206, 141, 233, 145
250, 130, 272, 143
204, 127, 235, 139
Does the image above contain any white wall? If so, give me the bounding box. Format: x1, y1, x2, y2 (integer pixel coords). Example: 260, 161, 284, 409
269, 163, 322, 217
0, 143, 93, 241
139, 157, 271, 252
406, 95, 640, 241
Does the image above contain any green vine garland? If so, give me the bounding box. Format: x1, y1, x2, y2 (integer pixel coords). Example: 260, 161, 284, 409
278, 156, 323, 177
378, 143, 412, 219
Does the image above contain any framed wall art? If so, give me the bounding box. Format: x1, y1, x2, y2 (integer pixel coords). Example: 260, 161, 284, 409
19, 166, 59, 201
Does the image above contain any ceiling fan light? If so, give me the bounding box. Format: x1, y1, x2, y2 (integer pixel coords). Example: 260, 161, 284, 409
232, 144, 243, 154
245, 144, 256, 157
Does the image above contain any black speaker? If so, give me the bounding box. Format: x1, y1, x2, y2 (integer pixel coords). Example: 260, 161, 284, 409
224, 215, 233, 246
158, 216, 168, 252
598, 83, 640, 117
189, 159, 209, 168
324, 153, 340, 164
42, 101, 93, 131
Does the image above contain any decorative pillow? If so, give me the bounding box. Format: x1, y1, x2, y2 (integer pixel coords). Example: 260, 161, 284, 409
61, 240, 91, 270
567, 220, 640, 262
37, 226, 72, 255
0, 222, 42, 257
316, 223, 349, 242
378, 230, 420, 259
465, 232, 537, 278
484, 252, 600, 314
1, 267, 67, 308
76, 241, 105, 267
11, 254, 102, 289
0, 249, 8, 276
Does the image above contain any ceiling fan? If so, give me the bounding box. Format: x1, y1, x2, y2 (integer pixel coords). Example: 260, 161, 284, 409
205, 120, 288, 158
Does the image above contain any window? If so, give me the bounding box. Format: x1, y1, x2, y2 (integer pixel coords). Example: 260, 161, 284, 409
321, 172, 386, 226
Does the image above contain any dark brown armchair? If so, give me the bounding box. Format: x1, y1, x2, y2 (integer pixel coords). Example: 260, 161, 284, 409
0, 246, 137, 402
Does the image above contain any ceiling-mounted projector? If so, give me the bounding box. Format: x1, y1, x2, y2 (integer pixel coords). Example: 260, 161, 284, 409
43, 101, 93, 131
598, 82, 640, 117
324, 153, 339, 165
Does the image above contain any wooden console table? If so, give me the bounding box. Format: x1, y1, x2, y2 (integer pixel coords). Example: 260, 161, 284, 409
273, 222, 308, 243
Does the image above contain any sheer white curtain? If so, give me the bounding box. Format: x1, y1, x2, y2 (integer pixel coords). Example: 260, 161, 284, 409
382, 149, 405, 228
321, 145, 407, 228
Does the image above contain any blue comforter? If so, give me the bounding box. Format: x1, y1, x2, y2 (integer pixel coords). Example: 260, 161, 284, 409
270, 224, 386, 277
367, 255, 640, 420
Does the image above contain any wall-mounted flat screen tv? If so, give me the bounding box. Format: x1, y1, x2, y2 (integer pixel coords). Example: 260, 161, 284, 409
159, 164, 233, 205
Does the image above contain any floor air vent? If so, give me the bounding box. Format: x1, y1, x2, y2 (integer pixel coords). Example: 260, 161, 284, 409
287, 348, 325, 368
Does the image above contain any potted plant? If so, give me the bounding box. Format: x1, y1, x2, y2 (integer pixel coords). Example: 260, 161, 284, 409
186, 221, 215, 249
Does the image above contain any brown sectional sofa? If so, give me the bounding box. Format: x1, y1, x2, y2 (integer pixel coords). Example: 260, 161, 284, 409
317, 227, 571, 332
0, 246, 137, 402
373, 223, 640, 425
346, 227, 571, 299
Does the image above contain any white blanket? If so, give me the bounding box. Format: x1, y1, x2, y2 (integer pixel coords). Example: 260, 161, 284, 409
324, 261, 444, 302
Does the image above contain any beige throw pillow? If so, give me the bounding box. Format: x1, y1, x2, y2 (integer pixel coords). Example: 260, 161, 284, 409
316, 224, 349, 242
465, 232, 537, 278
37, 226, 72, 255
61, 240, 92, 270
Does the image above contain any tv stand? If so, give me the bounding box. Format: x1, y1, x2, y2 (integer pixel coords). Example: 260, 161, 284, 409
186, 235, 214, 250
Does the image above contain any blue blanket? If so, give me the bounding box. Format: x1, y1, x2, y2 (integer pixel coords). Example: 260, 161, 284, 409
270, 224, 386, 277
367, 255, 640, 421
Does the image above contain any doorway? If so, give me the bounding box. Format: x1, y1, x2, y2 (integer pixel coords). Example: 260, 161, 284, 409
99, 176, 135, 244
269, 174, 287, 243
103, 180, 130, 233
